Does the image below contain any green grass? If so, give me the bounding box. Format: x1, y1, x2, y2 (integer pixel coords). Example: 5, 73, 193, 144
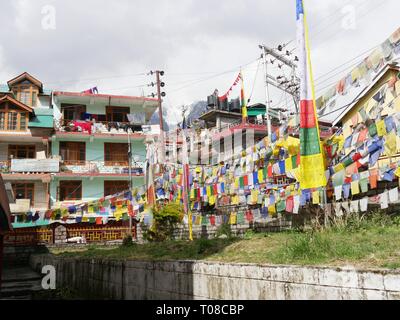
53, 213, 400, 270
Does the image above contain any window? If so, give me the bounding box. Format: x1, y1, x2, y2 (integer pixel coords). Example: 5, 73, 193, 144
61, 104, 86, 121
12, 183, 34, 205
9, 145, 36, 159
0, 104, 29, 131
106, 106, 129, 123
0, 112, 5, 130
60, 141, 86, 165
12, 84, 38, 107
19, 91, 30, 105
104, 143, 129, 166
59, 181, 82, 201
104, 181, 129, 197
7, 112, 18, 130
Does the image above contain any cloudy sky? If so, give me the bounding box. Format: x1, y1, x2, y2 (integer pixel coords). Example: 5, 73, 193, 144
0, 0, 399, 124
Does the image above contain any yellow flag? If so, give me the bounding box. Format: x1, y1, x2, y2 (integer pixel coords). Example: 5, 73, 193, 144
312, 191, 320, 204
285, 158, 293, 171
230, 213, 237, 225
258, 169, 264, 183
385, 132, 397, 156
376, 120, 387, 137
351, 181, 360, 195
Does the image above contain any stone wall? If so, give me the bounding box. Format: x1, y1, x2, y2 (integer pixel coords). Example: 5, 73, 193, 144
30, 254, 400, 300
136, 218, 292, 243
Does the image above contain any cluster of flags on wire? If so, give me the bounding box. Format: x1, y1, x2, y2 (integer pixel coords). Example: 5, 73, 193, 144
217, 71, 248, 123
213, 0, 326, 192
143, 0, 328, 241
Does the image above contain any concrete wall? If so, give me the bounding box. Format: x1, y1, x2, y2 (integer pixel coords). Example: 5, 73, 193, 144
30, 255, 400, 300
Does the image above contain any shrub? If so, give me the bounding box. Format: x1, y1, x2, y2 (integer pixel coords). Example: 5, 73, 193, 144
143, 203, 184, 242
216, 222, 232, 239
122, 234, 133, 247
196, 238, 214, 254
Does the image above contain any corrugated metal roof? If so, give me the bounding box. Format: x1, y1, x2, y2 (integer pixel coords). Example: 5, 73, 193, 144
28, 114, 53, 128
33, 108, 53, 116
318, 64, 398, 126
0, 84, 9, 93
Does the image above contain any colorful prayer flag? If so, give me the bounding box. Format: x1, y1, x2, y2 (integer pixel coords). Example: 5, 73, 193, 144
240, 71, 248, 123
297, 0, 327, 190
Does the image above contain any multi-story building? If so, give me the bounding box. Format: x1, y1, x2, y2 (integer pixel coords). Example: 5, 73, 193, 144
0, 73, 55, 214
50, 91, 159, 207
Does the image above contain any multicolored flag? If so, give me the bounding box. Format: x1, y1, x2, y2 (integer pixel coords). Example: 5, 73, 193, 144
240, 71, 248, 123
296, 0, 327, 189
181, 117, 193, 240
145, 145, 156, 206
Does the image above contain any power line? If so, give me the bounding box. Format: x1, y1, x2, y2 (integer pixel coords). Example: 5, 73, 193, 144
318, 78, 392, 121
247, 59, 262, 104
311, 0, 388, 49
44, 72, 148, 85
168, 58, 261, 93
315, 46, 378, 82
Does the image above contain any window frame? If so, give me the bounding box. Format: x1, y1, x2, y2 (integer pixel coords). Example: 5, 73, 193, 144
106, 106, 130, 123
8, 144, 36, 159
12, 83, 39, 107
61, 104, 87, 121
59, 180, 82, 201
12, 183, 35, 205
60, 141, 86, 165
0, 102, 29, 131
104, 180, 130, 197
104, 143, 129, 166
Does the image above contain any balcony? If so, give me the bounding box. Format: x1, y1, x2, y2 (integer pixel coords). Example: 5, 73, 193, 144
58, 160, 145, 176
10, 158, 59, 173
55, 119, 146, 138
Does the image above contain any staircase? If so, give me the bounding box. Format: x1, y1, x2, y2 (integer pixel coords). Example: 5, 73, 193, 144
0, 266, 44, 300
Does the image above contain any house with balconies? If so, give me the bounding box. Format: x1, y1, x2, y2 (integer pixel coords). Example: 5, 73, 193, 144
50, 91, 159, 207
0, 73, 56, 214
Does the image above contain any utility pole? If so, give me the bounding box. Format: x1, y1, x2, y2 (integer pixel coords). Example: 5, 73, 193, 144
155, 71, 166, 163
259, 44, 300, 117
127, 130, 133, 237
261, 50, 273, 139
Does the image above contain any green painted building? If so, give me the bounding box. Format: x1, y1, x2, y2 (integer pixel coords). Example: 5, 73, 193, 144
50, 91, 159, 207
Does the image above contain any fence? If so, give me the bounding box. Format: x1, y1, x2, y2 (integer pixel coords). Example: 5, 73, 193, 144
3, 222, 136, 246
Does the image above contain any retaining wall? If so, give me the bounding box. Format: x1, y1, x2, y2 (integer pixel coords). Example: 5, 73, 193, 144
30, 254, 400, 300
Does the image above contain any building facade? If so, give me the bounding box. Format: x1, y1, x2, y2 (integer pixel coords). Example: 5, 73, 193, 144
50, 91, 158, 208
0, 73, 55, 215
0, 72, 160, 218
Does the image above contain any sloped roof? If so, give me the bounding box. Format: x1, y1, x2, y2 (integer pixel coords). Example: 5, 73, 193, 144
7, 72, 43, 92
318, 64, 399, 126
0, 95, 34, 112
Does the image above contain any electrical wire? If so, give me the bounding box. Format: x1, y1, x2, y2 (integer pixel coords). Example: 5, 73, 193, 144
247, 58, 262, 104
318, 78, 392, 121
168, 57, 261, 93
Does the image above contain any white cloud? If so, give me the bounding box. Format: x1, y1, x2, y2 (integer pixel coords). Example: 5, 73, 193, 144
0, 0, 399, 125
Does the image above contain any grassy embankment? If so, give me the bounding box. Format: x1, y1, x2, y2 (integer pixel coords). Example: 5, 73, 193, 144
53, 212, 400, 269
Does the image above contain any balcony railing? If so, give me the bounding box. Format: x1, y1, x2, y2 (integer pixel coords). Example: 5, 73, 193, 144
55, 119, 144, 135
59, 160, 145, 175
11, 158, 60, 173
